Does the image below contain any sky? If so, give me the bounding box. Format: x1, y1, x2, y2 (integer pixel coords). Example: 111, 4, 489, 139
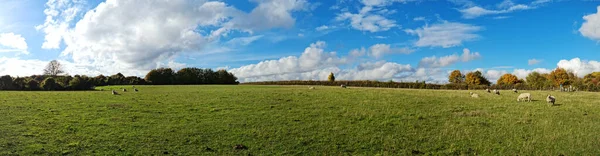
1, 0, 600, 83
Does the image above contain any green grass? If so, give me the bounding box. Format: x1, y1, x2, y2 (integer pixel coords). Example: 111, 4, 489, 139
1, 85, 600, 155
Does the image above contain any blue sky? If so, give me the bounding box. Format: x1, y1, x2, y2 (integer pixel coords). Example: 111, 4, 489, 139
1, 0, 600, 83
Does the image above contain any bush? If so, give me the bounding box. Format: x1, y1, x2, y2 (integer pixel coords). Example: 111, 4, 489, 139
41, 77, 61, 91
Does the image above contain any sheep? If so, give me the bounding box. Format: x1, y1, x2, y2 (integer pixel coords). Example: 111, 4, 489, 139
341, 84, 347, 88
112, 90, 119, 95
470, 92, 479, 98
134, 88, 139, 92
513, 89, 518, 93
493, 89, 500, 95
546, 95, 556, 105
309, 86, 315, 90
517, 93, 532, 102
486, 88, 491, 93
122, 88, 127, 92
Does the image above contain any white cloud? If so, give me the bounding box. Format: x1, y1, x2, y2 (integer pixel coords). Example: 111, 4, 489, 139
35, 0, 309, 76
226, 35, 264, 46
413, 16, 427, 21
316, 25, 337, 31
557, 58, 600, 77
349, 47, 366, 57
368, 44, 414, 58
418, 48, 481, 68
528, 59, 542, 65
580, 6, 600, 41
459, 4, 532, 19
334, 0, 414, 32
405, 22, 482, 48
0, 33, 28, 54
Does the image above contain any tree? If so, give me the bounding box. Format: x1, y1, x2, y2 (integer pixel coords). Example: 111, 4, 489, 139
328, 72, 335, 82
497, 74, 520, 85
26, 79, 40, 90
43, 60, 65, 76
12, 77, 27, 90
526, 72, 548, 89
465, 71, 491, 86
41, 77, 60, 91
0, 75, 13, 90
176, 68, 202, 84
448, 70, 464, 84
144, 68, 175, 85
548, 68, 573, 87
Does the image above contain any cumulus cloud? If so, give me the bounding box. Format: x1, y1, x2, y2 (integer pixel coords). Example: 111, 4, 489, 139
557, 58, 600, 77
0, 33, 28, 54
229, 41, 418, 82
580, 6, 600, 41
418, 48, 481, 68
528, 59, 542, 65
405, 22, 482, 48
34, 0, 309, 76
368, 44, 414, 58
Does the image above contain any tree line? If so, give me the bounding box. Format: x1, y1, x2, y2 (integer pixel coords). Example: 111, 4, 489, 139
447, 68, 600, 91
0, 61, 238, 91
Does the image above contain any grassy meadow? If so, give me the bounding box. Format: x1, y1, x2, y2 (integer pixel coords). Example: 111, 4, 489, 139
1, 85, 600, 155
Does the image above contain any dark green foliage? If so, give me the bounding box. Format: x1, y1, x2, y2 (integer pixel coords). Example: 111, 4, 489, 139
145, 68, 175, 85
12, 77, 27, 90
26, 80, 40, 90
69, 76, 94, 90
41, 77, 61, 91
0, 75, 13, 90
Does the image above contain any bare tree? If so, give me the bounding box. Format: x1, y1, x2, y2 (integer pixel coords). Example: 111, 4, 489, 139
43, 60, 65, 76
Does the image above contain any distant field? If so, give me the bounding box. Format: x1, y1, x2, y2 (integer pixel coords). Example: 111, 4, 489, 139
1, 85, 600, 155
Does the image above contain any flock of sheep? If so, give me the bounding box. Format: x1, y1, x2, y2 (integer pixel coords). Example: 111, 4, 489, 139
110, 85, 139, 95
470, 88, 556, 105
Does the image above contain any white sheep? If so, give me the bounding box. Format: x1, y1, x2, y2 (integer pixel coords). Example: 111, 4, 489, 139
486, 88, 491, 93
122, 88, 127, 92
309, 86, 315, 90
517, 93, 532, 102
341, 84, 347, 88
470, 92, 479, 98
546, 95, 555, 105
112, 90, 119, 95
493, 89, 500, 95
513, 89, 518, 93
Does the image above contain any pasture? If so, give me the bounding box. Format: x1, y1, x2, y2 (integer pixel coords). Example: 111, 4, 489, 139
1, 85, 600, 155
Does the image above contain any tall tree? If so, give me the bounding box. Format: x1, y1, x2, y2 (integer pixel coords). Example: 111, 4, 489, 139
43, 60, 65, 76
526, 72, 548, 89
497, 74, 520, 85
144, 68, 175, 85
448, 70, 464, 84
548, 68, 573, 87
328, 72, 335, 82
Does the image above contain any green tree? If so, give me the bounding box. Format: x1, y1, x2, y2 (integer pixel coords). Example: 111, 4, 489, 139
328, 72, 335, 82
26, 79, 40, 90
0, 75, 13, 90
526, 72, 548, 89
448, 70, 464, 84
145, 68, 175, 85
41, 77, 60, 91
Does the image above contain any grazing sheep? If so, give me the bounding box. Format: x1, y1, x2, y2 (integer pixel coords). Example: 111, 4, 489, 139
134, 88, 139, 92
486, 88, 491, 93
493, 89, 500, 95
517, 93, 532, 102
470, 92, 479, 98
513, 89, 518, 93
112, 90, 119, 95
546, 95, 556, 105
309, 86, 315, 90
341, 84, 347, 88
122, 88, 127, 92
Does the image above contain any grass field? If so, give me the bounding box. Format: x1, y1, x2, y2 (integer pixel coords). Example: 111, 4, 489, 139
1, 85, 600, 155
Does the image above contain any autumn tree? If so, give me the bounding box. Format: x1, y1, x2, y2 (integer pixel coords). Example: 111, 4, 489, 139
448, 70, 465, 84
497, 74, 520, 85
547, 68, 573, 87
43, 60, 65, 76
328, 72, 335, 82
465, 71, 491, 86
